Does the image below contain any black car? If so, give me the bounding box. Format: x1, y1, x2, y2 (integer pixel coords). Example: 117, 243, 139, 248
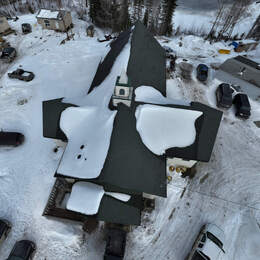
216, 83, 234, 109
8, 69, 35, 82
0, 47, 17, 62
104, 228, 127, 260
7, 240, 36, 260
233, 93, 251, 119
0, 132, 24, 146
196, 64, 209, 82
21, 23, 32, 34
0, 219, 11, 245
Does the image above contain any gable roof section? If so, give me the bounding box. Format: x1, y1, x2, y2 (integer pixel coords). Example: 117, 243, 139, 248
127, 21, 166, 96
164, 102, 223, 162
88, 29, 131, 93
88, 21, 166, 96
42, 98, 76, 141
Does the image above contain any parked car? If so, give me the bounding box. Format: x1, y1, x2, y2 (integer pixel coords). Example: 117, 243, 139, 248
8, 69, 35, 82
0, 132, 24, 146
187, 224, 225, 260
21, 23, 32, 34
196, 64, 209, 82
233, 93, 251, 119
0, 219, 11, 245
104, 228, 127, 260
0, 47, 16, 63
7, 240, 36, 260
216, 83, 234, 109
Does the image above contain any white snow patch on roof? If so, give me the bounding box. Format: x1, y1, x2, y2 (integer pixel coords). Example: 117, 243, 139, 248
135, 86, 190, 106
135, 104, 203, 155
37, 9, 60, 19
67, 182, 104, 215
58, 106, 117, 179
67, 182, 131, 215
63, 42, 131, 107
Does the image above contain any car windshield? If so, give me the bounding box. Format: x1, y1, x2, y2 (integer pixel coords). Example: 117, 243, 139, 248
207, 232, 223, 249
191, 250, 210, 260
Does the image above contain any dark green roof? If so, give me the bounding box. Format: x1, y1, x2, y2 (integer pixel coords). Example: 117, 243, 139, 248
88, 21, 166, 96
55, 103, 167, 197
97, 194, 142, 225
42, 98, 76, 141
127, 21, 166, 96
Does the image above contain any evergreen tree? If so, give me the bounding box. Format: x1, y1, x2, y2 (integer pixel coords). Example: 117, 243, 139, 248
160, 0, 177, 36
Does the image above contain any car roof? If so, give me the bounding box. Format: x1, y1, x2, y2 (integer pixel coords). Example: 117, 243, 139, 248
220, 84, 232, 95
198, 64, 208, 70
200, 239, 222, 259
235, 93, 250, 105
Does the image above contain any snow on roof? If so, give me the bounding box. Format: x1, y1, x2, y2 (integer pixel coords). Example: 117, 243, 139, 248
118, 69, 128, 84
66, 182, 131, 215
135, 86, 190, 106
135, 104, 203, 155
37, 9, 60, 19
57, 106, 117, 179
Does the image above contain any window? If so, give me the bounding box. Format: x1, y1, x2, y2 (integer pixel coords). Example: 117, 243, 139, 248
0, 20, 3, 24
44, 19, 50, 27
119, 88, 125, 96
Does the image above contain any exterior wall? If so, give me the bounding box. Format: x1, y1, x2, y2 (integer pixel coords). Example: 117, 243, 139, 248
167, 157, 197, 169
112, 98, 131, 107
37, 12, 72, 32
0, 16, 10, 34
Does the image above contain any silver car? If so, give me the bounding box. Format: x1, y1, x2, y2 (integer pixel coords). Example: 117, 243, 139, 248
187, 224, 225, 260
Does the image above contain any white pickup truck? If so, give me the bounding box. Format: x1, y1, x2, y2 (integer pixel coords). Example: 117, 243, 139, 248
187, 224, 225, 260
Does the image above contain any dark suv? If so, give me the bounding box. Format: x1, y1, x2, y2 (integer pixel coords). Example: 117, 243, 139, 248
216, 83, 233, 109
104, 228, 127, 260
233, 93, 251, 119
0, 132, 24, 146
7, 240, 36, 260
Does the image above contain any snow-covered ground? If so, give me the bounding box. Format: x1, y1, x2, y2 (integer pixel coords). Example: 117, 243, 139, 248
0, 10, 260, 260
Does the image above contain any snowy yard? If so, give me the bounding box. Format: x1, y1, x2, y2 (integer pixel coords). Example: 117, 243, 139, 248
0, 12, 260, 260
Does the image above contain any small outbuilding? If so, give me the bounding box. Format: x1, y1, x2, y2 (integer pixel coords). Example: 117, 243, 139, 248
36, 9, 72, 32
0, 16, 11, 35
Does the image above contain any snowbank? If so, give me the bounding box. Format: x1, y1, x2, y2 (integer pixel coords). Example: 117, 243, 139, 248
135, 104, 202, 155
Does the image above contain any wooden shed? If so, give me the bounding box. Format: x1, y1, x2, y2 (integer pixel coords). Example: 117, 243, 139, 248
36, 9, 72, 32
0, 16, 11, 35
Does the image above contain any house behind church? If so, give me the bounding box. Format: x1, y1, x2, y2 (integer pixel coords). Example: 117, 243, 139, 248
36, 9, 72, 32
0, 16, 10, 35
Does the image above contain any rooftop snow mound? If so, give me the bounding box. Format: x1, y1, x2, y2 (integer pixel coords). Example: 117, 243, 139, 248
66, 182, 131, 215
135, 104, 203, 155
135, 86, 190, 106
37, 9, 60, 19
57, 106, 117, 179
